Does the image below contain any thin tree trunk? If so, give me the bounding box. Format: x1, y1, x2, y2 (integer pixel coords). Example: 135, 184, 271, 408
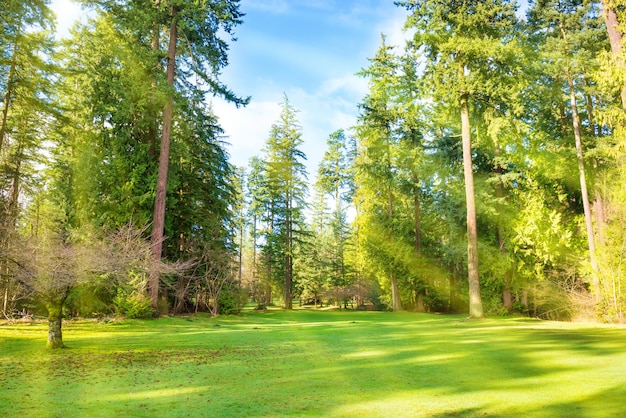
413, 174, 422, 257
567, 72, 600, 301
6, 139, 24, 230
148, 3, 160, 159
584, 78, 607, 246
593, 163, 606, 246
285, 216, 293, 309
265, 207, 273, 306
284, 180, 293, 310
0, 27, 20, 154
149, 6, 178, 311
238, 220, 243, 285
498, 221, 513, 311
494, 146, 513, 312
386, 131, 401, 312
601, 0, 626, 108
460, 93, 483, 319
413, 173, 425, 312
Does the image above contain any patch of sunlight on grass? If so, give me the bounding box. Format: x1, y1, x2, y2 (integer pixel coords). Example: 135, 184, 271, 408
329, 389, 469, 418
343, 349, 388, 358
104, 386, 211, 401
3, 311, 626, 417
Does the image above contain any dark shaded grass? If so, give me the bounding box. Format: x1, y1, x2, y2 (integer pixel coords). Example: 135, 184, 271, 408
1, 310, 626, 417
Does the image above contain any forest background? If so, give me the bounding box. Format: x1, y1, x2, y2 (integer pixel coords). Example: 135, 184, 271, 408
2, 0, 626, 349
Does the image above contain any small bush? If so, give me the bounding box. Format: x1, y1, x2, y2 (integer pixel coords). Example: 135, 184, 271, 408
113, 289, 154, 319
218, 285, 248, 315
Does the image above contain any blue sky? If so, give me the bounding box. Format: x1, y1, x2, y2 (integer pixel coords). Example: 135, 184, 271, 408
212, 0, 411, 176
51, 0, 411, 177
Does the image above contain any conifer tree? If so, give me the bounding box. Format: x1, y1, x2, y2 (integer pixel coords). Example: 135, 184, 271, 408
528, 0, 606, 303
80, 0, 248, 310
397, 0, 521, 318
261, 95, 308, 309
355, 36, 403, 311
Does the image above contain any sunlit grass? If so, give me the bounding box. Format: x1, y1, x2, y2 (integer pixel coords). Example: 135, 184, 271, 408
2, 310, 626, 417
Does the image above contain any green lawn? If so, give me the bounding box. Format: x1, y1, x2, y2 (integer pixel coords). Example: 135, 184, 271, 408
1, 309, 626, 417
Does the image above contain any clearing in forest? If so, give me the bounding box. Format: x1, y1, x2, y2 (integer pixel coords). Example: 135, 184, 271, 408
1, 309, 625, 417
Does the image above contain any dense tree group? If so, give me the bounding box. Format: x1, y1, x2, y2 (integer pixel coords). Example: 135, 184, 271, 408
2, 0, 626, 347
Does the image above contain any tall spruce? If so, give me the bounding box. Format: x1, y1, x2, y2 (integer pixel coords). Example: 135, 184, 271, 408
355, 37, 403, 311
79, 0, 248, 310
528, 0, 606, 303
262, 95, 308, 309
397, 0, 522, 318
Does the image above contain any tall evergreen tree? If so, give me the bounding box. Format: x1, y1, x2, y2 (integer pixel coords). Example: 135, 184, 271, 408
355, 36, 403, 311
528, 0, 607, 303
0, 0, 57, 318
80, 0, 249, 310
262, 95, 308, 309
397, 0, 522, 318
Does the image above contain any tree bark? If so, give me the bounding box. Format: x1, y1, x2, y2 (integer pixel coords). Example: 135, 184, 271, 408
0, 26, 20, 154
149, 6, 178, 311
583, 77, 607, 246
387, 132, 402, 312
265, 205, 274, 306
45, 288, 70, 349
284, 207, 293, 310
601, 0, 626, 108
413, 174, 422, 257
494, 146, 513, 312
567, 72, 600, 302
460, 93, 484, 319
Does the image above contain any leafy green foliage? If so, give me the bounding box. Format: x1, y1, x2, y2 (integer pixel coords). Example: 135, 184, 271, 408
113, 288, 154, 319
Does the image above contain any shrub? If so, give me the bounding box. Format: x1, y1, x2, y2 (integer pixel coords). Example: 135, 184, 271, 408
113, 289, 154, 319
218, 284, 248, 315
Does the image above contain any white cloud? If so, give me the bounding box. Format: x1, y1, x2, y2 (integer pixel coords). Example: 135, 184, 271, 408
320, 74, 368, 99
51, 0, 87, 38
212, 98, 282, 168
372, 6, 413, 50
213, 78, 361, 180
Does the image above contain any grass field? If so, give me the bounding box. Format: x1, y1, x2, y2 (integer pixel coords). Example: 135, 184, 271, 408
1, 309, 626, 417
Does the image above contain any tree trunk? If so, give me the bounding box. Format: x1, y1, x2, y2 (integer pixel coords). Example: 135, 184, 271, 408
45, 289, 70, 349
265, 208, 273, 306
149, 6, 178, 311
494, 146, 513, 312
567, 72, 600, 302
601, 0, 626, 108
148, 6, 160, 160
390, 272, 401, 311
460, 93, 484, 319
284, 182, 293, 310
593, 168, 606, 246
416, 289, 426, 312
0, 26, 20, 154
238, 219, 243, 285
387, 134, 402, 312
285, 220, 293, 310
583, 78, 607, 247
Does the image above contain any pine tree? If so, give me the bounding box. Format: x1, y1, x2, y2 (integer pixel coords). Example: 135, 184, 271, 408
355, 36, 403, 311
397, 0, 522, 318
528, 0, 606, 303
80, 0, 249, 310
262, 95, 308, 309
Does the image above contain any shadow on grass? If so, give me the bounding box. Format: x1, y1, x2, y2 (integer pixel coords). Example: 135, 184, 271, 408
2, 311, 626, 417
